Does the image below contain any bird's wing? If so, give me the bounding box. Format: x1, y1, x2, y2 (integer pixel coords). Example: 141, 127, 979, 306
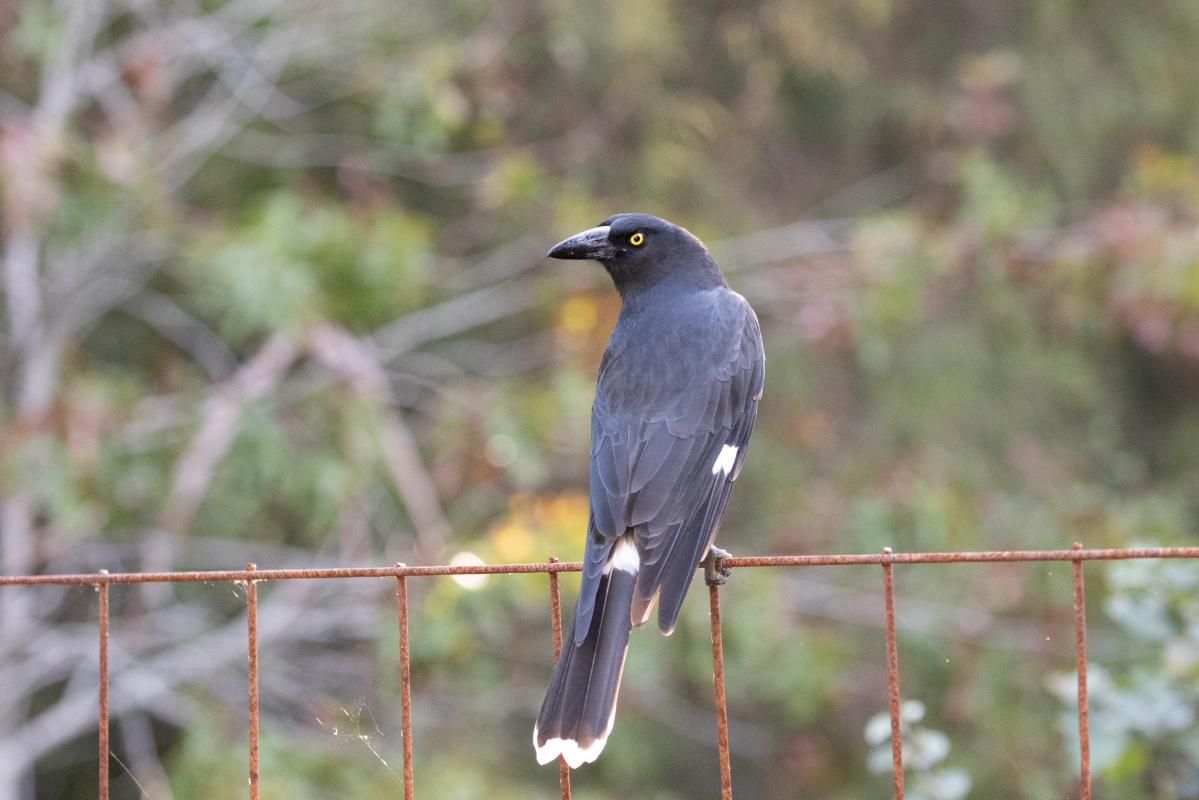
574, 290, 764, 641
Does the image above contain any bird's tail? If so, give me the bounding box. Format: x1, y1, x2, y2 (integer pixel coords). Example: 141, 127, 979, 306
534, 538, 637, 768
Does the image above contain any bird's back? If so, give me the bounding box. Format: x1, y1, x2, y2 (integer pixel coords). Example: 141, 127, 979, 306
595, 285, 759, 425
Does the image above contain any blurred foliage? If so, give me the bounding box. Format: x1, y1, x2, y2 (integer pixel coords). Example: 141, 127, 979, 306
1052, 554, 1199, 799
3, 0, 1199, 798
866, 700, 971, 800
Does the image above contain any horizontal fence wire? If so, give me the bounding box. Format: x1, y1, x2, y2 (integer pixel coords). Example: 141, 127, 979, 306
4, 545, 1199, 586
4, 544, 1197, 798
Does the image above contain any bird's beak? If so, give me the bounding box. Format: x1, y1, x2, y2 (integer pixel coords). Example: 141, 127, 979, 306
547, 226, 616, 260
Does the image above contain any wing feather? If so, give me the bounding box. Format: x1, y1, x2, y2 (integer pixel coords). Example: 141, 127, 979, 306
577, 289, 764, 640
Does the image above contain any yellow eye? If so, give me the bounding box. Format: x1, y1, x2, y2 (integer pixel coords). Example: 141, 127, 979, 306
629, 232, 645, 246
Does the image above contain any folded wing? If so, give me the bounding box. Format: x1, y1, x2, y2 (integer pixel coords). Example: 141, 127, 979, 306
574, 291, 765, 640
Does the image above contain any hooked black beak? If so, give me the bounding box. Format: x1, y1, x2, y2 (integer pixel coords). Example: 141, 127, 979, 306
547, 225, 616, 260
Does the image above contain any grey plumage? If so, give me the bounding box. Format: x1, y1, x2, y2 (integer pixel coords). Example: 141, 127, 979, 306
535, 213, 764, 768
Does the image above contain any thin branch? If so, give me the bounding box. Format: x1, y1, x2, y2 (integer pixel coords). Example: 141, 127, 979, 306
32, 0, 110, 134
371, 281, 543, 362
157, 332, 300, 537
120, 292, 238, 380
308, 324, 449, 556
2, 228, 43, 372
713, 217, 857, 271
0, 584, 381, 780
117, 713, 171, 799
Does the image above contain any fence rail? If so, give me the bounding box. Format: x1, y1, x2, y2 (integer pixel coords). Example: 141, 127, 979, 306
6, 543, 1199, 798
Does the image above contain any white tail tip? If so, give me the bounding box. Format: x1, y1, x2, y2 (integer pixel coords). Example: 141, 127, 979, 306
533, 727, 610, 768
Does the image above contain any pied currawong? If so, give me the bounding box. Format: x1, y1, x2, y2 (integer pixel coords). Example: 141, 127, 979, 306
535, 213, 765, 768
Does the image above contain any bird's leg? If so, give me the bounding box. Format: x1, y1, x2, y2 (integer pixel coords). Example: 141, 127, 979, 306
703, 545, 733, 586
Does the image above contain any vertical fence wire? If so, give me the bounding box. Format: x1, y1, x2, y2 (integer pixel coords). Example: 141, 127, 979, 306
1071, 544, 1092, 800
97, 571, 110, 800
546, 557, 572, 799
708, 584, 733, 800
881, 548, 905, 800
245, 563, 260, 800
395, 568, 415, 800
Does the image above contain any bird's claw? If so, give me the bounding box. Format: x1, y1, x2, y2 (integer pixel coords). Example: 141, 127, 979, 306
703, 546, 733, 586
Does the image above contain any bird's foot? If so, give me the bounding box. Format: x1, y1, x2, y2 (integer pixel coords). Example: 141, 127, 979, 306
703, 546, 733, 586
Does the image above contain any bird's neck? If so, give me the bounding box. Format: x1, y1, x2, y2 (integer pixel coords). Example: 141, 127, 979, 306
608, 259, 726, 305
614, 281, 727, 333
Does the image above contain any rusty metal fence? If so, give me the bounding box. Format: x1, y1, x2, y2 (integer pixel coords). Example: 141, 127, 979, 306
6, 543, 1199, 799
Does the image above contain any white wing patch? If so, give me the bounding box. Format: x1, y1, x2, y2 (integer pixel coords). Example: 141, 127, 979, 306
603, 536, 640, 575
711, 444, 739, 477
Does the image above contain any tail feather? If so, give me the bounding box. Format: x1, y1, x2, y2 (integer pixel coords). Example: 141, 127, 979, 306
534, 541, 637, 768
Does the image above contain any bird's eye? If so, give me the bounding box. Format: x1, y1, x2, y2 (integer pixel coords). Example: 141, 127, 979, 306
629, 232, 645, 246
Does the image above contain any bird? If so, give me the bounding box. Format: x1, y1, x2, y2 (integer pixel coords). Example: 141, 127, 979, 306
534, 212, 765, 768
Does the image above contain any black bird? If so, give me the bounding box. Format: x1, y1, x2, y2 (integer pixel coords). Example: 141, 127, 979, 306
534, 213, 765, 767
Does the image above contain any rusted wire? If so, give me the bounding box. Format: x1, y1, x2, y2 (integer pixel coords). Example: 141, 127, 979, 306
395, 569, 415, 800
723, 546, 1199, 567
245, 563, 260, 800
1072, 544, 1092, 800
8, 545, 1199, 586
546, 557, 572, 799
97, 571, 110, 800
881, 549, 905, 800
4, 544, 1199, 796
0, 563, 584, 585
709, 584, 733, 800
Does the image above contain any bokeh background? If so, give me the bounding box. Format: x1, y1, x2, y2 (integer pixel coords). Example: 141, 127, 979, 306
3, 1, 1199, 798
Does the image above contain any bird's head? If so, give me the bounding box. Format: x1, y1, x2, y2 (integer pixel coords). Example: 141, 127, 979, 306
547, 213, 723, 296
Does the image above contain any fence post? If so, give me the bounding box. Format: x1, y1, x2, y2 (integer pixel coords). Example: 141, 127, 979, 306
243, 563, 262, 800
1071, 543, 1091, 800
245, 563, 260, 800
881, 548, 904, 800
395, 566, 415, 800
546, 557, 572, 799
708, 583, 733, 800
97, 570, 109, 800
